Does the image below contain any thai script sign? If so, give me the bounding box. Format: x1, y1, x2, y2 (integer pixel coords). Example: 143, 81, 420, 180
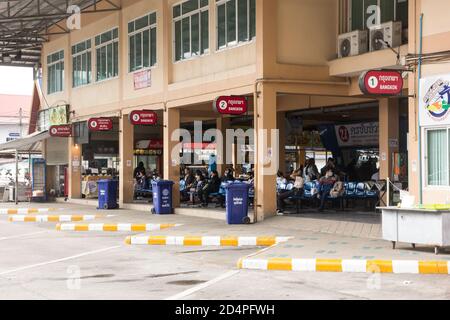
359, 70, 403, 96
335, 122, 379, 147
49, 125, 72, 137
214, 96, 248, 115
129, 110, 158, 126
88, 118, 113, 131
134, 69, 152, 90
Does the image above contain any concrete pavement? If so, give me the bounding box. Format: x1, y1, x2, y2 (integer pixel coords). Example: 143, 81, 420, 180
0, 202, 449, 299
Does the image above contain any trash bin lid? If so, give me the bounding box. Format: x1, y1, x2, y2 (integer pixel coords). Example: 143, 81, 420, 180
225, 182, 251, 190
151, 180, 174, 186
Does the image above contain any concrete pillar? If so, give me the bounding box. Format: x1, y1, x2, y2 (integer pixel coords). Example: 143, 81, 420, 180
164, 108, 180, 208
254, 83, 278, 220
277, 112, 286, 173
379, 98, 399, 180
68, 137, 81, 199
216, 117, 231, 176
119, 114, 134, 205
299, 148, 306, 169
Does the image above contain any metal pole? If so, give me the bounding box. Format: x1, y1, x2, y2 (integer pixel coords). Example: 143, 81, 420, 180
418, 14, 424, 205
19, 107, 23, 138
15, 149, 19, 205
386, 177, 390, 207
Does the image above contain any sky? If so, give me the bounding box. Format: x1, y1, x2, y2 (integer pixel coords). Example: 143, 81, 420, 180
0, 66, 34, 96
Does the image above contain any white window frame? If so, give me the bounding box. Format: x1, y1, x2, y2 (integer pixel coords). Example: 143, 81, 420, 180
172, 0, 210, 62
424, 126, 450, 188
347, 0, 403, 32
95, 27, 119, 83
47, 49, 64, 95
128, 11, 158, 73
72, 39, 92, 88
216, 0, 255, 51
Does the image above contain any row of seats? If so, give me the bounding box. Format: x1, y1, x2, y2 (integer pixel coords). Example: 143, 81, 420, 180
278, 181, 379, 212
180, 180, 255, 206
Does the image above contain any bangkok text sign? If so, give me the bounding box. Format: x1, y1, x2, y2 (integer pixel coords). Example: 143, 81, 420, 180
359, 70, 403, 96
129, 110, 158, 126
214, 96, 248, 115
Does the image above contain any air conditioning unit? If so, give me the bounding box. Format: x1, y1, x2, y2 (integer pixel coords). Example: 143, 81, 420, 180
369, 21, 402, 52
337, 30, 368, 58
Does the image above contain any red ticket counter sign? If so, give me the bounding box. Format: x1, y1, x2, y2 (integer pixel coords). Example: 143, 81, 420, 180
359, 70, 404, 96
214, 96, 248, 115
49, 125, 72, 137
88, 118, 113, 131
129, 110, 158, 125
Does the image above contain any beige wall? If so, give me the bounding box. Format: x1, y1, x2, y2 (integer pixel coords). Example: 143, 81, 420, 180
277, 0, 338, 65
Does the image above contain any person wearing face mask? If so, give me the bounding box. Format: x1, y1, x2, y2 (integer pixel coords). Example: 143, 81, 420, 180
317, 168, 338, 212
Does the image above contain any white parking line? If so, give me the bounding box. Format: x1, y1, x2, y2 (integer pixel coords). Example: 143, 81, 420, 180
165, 241, 280, 300
0, 231, 48, 241
0, 246, 121, 276
165, 270, 240, 300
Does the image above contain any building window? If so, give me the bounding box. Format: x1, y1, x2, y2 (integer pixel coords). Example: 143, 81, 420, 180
47, 50, 64, 94
173, 0, 209, 62
349, 0, 408, 31
95, 28, 119, 81
128, 12, 157, 72
72, 40, 92, 88
426, 128, 450, 187
216, 0, 255, 50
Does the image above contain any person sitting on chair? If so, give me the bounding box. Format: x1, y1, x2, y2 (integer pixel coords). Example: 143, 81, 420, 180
317, 169, 338, 212
198, 170, 221, 207
276, 171, 304, 214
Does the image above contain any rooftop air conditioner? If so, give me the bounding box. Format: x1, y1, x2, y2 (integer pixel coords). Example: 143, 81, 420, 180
369, 21, 402, 52
337, 30, 368, 58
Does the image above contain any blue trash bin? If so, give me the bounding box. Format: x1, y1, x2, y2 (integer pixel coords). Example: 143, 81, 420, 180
225, 182, 251, 224
98, 179, 118, 210
151, 180, 174, 214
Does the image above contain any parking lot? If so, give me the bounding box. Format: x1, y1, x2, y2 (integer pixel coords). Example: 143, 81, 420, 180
0, 203, 449, 300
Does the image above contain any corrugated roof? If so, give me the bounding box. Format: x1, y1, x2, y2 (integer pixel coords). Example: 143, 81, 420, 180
0, 0, 121, 68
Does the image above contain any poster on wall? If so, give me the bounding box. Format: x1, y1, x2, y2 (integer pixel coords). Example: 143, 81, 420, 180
419, 75, 450, 126
334, 122, 379, 147
134, 69, 152, 90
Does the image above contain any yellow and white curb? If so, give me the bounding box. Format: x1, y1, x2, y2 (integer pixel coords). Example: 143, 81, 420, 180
56, 223, 181, 232
237, 258, 450, 275
125, 236, 292, 246
0, 208, 59, 215
9, 215, 101, 222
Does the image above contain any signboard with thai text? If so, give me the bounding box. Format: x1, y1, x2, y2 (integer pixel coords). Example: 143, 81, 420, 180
49, 125, 72, 137
335, 122, 379, 147
134, 69, 152, 90
359, 70, 403, 96
129, 110, 158, 126
214, 96, 248, 115
88, 118, 113, 132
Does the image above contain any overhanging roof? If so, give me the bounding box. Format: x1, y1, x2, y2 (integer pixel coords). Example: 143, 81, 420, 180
0, 130, 48, 153
0, 0, 121, 68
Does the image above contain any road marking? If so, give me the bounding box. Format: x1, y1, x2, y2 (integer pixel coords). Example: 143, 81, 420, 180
0, 208, 60, 215
57, 223, 182, 232
0, 231, 48, 241
0, 246, 121, 276
9, 215, 101, 222
237, 258, 450, 275
125, 236, 292, 246
165, 270, 240, 300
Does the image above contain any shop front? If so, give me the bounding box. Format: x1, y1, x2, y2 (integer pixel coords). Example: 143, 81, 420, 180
69, 118, 120, 200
